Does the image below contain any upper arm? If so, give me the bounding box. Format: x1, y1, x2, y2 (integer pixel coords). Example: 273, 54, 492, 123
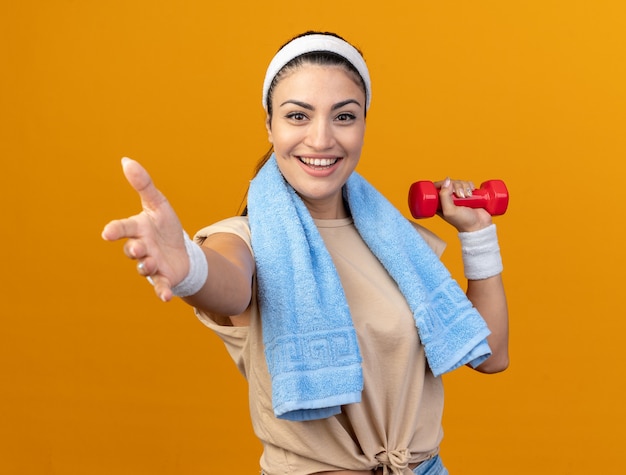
183, 221, 255, 320
201, 231, 255, 286
411, 221, 447, 257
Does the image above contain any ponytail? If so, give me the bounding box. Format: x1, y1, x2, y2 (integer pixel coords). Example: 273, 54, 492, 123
240, 145, 274, 216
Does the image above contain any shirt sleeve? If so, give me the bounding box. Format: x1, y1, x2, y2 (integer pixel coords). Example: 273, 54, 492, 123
194, 216, 253, 254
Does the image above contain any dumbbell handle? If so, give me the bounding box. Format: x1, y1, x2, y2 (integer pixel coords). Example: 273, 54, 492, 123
408, 179, 509, 218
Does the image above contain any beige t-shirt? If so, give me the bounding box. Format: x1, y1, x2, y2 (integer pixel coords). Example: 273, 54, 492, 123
195, 216, 447, 475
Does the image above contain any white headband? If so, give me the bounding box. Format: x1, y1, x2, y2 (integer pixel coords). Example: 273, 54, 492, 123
262, 34, 371, 111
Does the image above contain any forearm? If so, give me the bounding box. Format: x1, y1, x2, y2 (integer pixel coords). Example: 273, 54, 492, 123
467, 274, 509, 373
457, 223, 509, 373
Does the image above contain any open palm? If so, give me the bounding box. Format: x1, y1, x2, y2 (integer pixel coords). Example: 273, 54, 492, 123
101, 157, 189, 301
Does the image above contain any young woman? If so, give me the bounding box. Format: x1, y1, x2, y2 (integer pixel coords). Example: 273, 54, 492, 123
102, 31, 509, 475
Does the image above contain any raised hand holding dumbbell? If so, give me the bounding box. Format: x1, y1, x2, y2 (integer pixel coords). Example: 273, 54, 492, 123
408, 179, 509, 219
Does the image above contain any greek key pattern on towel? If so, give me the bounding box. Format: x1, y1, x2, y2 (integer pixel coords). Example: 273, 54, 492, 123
415, 279, 473, 340
265, 327, 362, 373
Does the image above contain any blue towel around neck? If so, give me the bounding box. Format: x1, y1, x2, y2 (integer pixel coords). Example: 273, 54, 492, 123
247, 155, 491, 421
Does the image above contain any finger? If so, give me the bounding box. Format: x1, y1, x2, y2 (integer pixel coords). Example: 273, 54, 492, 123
148, 274, 174, 302
124, 238, 148, 259
101, 216, 142, 241
432, 179, 447, 189
101, 221, 119, 241
136, 257, 157, 277
136, 267, 173, 302
454, 183, 467, 199
448, 180, 475, 199
458, 181, 475, 198
121, 157, 168, 212
136, 260, 149, 276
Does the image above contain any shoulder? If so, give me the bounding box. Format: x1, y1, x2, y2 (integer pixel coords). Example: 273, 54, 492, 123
410, 221, 446, 258
194, 216, 252, 253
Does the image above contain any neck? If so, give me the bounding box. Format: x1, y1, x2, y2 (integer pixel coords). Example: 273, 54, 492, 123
302, 195, 350, 220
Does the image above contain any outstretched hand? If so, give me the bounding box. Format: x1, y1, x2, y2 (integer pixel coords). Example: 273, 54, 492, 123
434, 178, 493, 232
101, 157, 189, 301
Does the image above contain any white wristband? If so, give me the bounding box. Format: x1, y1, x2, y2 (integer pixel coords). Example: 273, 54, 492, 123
458, 224, 503, 280
171, 231, 209, 297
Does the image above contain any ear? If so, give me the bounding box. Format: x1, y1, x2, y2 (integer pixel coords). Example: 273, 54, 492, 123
265, 114, 273, 143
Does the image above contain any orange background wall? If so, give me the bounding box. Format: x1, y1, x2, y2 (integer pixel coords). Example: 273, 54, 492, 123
2, 1, 625, 473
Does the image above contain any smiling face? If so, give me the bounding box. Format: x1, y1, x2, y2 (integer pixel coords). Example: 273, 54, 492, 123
266, 64, 367, 219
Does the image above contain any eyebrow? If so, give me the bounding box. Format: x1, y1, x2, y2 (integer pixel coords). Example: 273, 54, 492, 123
279, 99, 362, 110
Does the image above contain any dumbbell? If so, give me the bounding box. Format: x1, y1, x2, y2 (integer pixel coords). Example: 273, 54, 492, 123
408, 179, 509, 218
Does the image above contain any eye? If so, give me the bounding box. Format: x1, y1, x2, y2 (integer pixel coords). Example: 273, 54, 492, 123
335, 112, 357, 122
285, 112, 308, 121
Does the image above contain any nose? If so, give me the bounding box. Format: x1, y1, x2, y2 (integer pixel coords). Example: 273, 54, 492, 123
305, 118, 335, 150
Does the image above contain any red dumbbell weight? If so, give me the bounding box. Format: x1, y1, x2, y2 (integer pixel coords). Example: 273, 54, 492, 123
408, 179, 509, 219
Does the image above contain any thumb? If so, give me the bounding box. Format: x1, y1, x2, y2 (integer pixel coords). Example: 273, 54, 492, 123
438, 177, 456, 213
121, 157, 167, 212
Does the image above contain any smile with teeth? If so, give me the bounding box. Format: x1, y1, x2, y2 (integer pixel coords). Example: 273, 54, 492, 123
299, 157, 339, 167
